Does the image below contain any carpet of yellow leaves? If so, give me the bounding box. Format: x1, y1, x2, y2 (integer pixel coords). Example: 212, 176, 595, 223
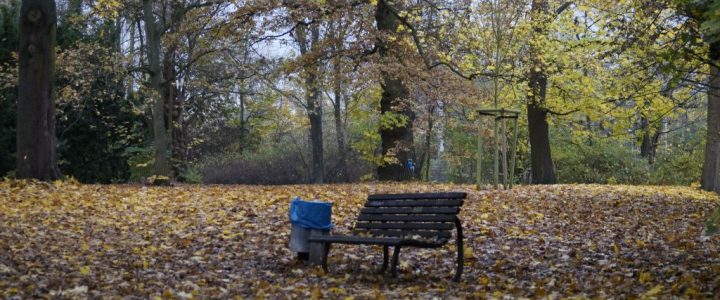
1, 180, 719, 298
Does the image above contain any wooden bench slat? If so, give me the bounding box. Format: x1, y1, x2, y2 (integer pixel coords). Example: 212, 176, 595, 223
357, 214, 457, 222
367, 192, 467, 200
356, 229, 452, 239
355, 222, 453, 230
365, 199, 463, 207
360, 207, 460, 214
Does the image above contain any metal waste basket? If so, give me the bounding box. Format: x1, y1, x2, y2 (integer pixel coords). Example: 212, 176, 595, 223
288, 197, 333, 262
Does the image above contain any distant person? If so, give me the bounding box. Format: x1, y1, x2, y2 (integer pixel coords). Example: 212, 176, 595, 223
407, 159, 416, 179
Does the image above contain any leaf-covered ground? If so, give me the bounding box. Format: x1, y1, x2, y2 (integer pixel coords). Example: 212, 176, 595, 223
1, 180, 719, 299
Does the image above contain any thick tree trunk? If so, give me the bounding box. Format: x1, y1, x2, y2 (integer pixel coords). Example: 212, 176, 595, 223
297, 24, 324, 183
163, 48, 184, 176
527, 102, 555, 184
376, 0, 415, 181
142, 0, 170, 182
16, 0, 61, 181
639, 116, 660, 164
701, 42, 720, 193
526, 0, 556, 184
308, 90, 324, 184
639, 116, 652, 159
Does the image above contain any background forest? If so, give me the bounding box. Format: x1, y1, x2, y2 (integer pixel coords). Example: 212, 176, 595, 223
0, 0, 717, 186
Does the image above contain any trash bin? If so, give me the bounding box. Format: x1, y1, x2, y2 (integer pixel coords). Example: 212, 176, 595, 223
289, 197, 333, 261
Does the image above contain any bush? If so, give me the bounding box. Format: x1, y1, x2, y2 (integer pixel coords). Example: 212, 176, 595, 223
180, 166, 204, 184
126, 146, 154, 183
649, 132, 704, 185
554, 138, 650, 184
198, 147, 307, 185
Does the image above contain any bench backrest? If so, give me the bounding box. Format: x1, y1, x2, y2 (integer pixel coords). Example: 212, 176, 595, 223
354, 192, 467, 241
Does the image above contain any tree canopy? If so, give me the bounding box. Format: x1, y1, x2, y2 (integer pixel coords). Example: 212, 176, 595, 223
0, 0, 718, 188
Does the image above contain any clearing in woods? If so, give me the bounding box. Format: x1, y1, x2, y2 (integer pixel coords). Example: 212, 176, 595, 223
0, 180, 719, 298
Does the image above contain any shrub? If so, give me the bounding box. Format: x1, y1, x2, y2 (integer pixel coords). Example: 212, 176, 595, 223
649, 132, 704, 185
125, 146, 154, 183
554, 138, 650, 184
180, 166, 204, 184
198, 147, 307, 185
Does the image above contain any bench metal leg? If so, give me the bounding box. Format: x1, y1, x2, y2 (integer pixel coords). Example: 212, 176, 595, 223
453, 218, 464, 282
390, 246, 401, 277
321, 242, 331, 272
297, 252, 309, 261
380, 245, 389, 273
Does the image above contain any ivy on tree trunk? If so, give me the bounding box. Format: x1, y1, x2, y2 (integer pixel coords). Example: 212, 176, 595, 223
376, 0, 416, 182
142, 0, 171, 183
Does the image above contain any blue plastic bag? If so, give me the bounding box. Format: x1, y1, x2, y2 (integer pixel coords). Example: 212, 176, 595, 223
289, 197, 333, 230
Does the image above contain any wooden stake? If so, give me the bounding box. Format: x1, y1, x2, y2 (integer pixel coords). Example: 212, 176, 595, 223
509, 116, 519, 189
477, 118, 483, 189
501, 115, 508, 189
493, 117, 499, 189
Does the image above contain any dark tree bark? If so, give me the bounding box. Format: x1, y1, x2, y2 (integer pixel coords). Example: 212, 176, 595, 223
417, 104, 434, 181
163, 47, 183, 176
527, 102, 555, 183
376, 0, 416, 181
332, 75, 347, 182
238, 77, 247, 153
526, 0, 556, 184
701, 41, 720, 193
297, 23, 324, 183
639, 116, 661, 164
142, 0, 171, 182
15, 0, 61, 180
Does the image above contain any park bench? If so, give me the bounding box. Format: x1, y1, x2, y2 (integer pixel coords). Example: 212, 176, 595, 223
308, 192, 467, 281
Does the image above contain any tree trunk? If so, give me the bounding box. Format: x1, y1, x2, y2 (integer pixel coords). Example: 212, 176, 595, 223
639, 115, 660, 164
142, 0, 170, 182
125, 19, 135, 101
526, 0, 556, 184
639, 116, 650, 155
527, 101, 555, 184
163, 48, 183, 176
376, 0, 415, 181
701, 41, 720, 193
419, 105, 434, 181
333, 80, 347, 182
297, 24, 324, 183
16, 0, 61, 181
239, 78, 247, 153
329, 19, 347, 182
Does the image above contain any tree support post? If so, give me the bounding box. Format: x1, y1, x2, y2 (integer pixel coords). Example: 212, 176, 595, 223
476, 117, 483, 189
508, 116, 520, 189
476, 108, 520, 190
